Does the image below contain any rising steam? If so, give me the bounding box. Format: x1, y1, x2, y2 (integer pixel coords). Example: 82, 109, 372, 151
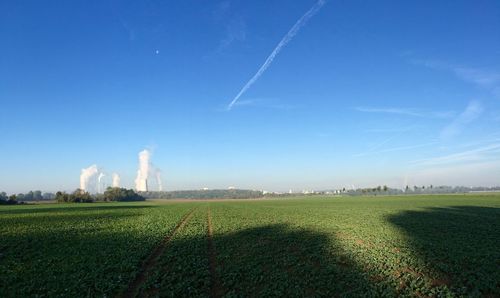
112, 173, 121, 188
97, 172, 106, 193
155, 170, 163, 191
135, 149, 163, 191
135, 150, 150, 191
80, 165, 100, 193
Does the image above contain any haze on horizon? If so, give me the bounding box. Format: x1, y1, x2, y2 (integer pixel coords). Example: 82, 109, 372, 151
1, 0, 500, 194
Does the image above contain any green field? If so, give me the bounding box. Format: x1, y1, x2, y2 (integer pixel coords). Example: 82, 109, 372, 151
1, 194, 499, 297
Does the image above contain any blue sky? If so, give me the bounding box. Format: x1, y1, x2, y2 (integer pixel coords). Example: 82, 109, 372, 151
1, 0, 500, 193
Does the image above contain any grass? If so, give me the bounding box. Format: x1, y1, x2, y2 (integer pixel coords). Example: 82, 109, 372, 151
0, 194, 499, 297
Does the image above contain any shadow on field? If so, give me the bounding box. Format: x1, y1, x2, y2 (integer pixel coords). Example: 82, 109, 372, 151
0, 204, 152, 215
387, 206, 500, 296
0, 211, 146, 231
210, 224, 386, 297
5, 205, 499, 297
0, 205, 160, 297
0, 205, 154, 230
143, 223, 391, 297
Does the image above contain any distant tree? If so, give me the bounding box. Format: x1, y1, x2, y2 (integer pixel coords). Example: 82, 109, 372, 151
141, 189, 263, 200
33, 190, 43, 200
376, 186, 382, 192
70, 189, 93, 203
8, 194, 18, 204
24, 191, 34, 201
103, 187, 144, 202
0, 194, 22, 205
0, 193, 8, 204
383, 185, 388, 192
55, 191, 69, 203
42, 192, 55, 200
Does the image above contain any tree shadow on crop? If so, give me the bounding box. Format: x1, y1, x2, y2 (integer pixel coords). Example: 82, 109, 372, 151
0, 204, 153, 215
143, 223, 393, 297
0, 205, 167, 297
0, 205, 154, 231
387, 206, 500, 296
9, 205, 500, 297
212, 224, 387, 297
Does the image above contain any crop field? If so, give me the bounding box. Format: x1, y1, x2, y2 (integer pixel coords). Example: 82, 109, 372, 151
1, 194, 499, 297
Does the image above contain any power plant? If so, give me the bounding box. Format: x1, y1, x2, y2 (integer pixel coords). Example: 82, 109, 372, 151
80, 149, 163, 193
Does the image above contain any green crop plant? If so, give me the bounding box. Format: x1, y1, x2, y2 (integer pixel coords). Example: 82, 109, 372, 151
0, 194, 498, 297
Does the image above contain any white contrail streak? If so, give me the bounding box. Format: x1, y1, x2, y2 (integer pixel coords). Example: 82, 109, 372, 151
227, 0, 326, 110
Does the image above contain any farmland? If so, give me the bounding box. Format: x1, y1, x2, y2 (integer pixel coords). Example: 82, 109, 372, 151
0, 194, 499, 297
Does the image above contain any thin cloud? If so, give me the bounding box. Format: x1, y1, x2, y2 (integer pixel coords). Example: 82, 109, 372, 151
411, 59, 500, 96
218, 17, 246, 51
365, 126, 419, 133
408, 160, 500, 187
354, 107, 454, 119
213, 1, 231, 20
353, 141, 438, 157
227, 0, 326, 110
454, 67, 500, 88
455, 135, 500, 149
410, 142, 500, 167
115, 17, 136, 41
440, 100, 483, 140
212, 1, 246, 53
355, 107, 422, 117
353, 125, 418, 157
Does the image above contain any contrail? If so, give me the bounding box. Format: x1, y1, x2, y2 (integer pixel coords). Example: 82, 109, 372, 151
227, 0, 326, 110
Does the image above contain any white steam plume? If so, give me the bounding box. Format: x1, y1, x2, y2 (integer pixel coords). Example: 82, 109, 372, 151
112, 173, 121, 188
135, 149, 151, 191
97, 172, 106, 194
155, 169, 163, 191
135, 149, 164, 191
227, 0, 326, 110
80, 165, 99, 193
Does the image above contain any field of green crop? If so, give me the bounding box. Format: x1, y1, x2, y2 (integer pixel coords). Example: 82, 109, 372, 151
1, 194, 499, 297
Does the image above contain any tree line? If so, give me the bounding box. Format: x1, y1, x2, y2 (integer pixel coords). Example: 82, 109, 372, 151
0, 190, 55, 203
55, 187, 145, 203
0, 192, 26, 205
141, 189, 264, 200
1, 188, 144, 204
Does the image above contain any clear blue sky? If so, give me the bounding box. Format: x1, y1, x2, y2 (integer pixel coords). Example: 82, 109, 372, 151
1, 0, 500, 193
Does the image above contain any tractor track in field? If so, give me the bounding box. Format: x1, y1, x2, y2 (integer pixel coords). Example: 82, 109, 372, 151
121, 208, 196, 298
207, 207, 223, 298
